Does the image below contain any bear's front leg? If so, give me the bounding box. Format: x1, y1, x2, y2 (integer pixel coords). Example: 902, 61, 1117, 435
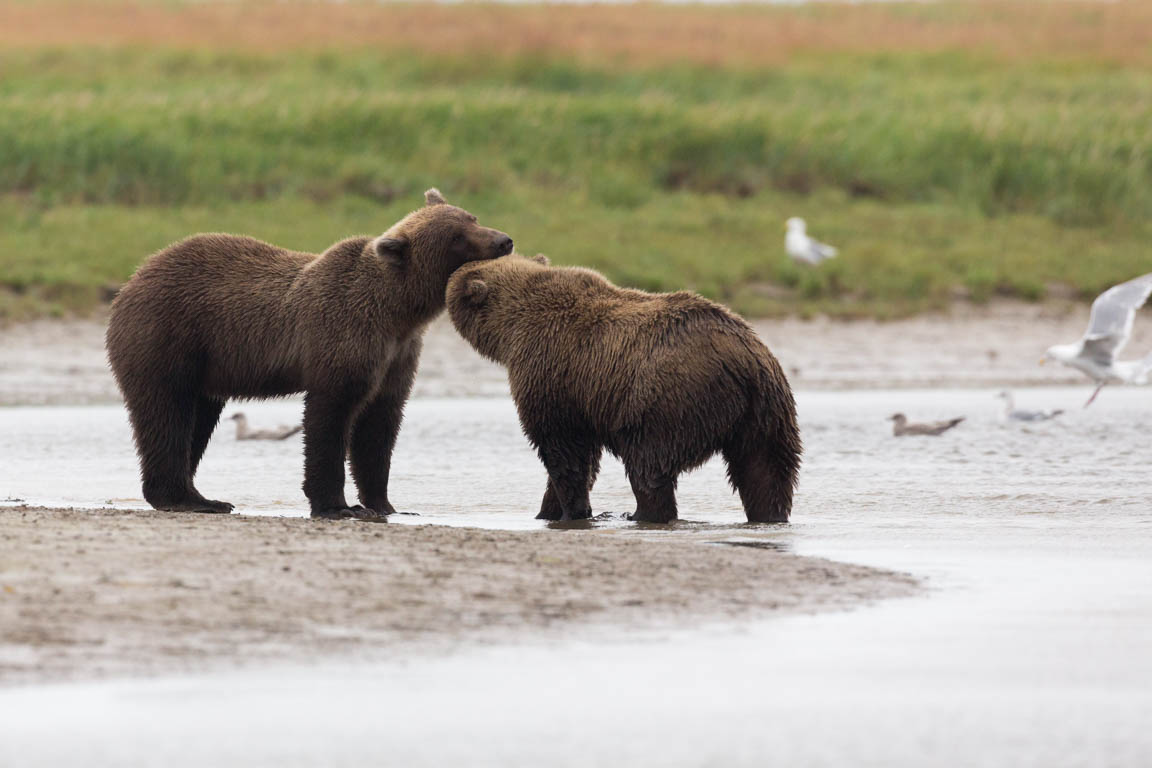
303, 386, 383, 521
537, 480, 565, 521
626, 471, 679, 524
350, 343, 419, 517
535, 437, 601, 521
349, 392, 407, 517
537, 442, 602, 520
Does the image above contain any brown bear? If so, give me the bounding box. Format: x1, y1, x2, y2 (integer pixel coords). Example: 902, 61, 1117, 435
106, 189, 513, 520
446, 254, 801, 524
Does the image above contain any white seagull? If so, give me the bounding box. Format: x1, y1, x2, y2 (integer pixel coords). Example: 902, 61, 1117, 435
995, 391, 1063, 422
785, 217, 838, 265
1041, 272, 1152, 407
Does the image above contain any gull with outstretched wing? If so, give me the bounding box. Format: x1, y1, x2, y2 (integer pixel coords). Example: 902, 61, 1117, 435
1041, 272, 1152, 406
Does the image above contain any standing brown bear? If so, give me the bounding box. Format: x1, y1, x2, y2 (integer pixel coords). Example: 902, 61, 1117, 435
446, 255, 801, 523
107, 189, 513, 520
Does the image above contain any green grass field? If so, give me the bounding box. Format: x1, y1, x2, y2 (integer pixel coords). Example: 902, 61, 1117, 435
3, 2, 1151, 319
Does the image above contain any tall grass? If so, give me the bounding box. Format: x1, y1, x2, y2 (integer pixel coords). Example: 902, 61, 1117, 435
5, 2, 1152, 67
3, 49, 1151, 226
2, 2, 1152, 319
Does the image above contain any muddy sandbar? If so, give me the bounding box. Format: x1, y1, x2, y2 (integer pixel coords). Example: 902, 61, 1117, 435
0, 506, 915, 684
1, 301, 1139, 405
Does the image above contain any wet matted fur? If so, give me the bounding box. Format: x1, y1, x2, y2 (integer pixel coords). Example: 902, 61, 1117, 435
447, 255, 801, 523
106, 189, 513, 519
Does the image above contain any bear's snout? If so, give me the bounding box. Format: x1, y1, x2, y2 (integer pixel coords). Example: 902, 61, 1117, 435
492, 233, 514, 258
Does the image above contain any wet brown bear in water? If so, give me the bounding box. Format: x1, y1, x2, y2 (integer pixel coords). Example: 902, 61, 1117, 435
106, 189, 513, 520
447, 255, 801, 523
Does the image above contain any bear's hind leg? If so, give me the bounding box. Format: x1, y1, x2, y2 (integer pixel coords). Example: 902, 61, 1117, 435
129, 385, 221, 513
722, 441, 796, 523
626, 471, 679, 524
185, 395, 233, 513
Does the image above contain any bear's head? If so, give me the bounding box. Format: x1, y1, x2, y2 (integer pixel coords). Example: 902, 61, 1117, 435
372, 188, 513, 278
446, 252, 552, 363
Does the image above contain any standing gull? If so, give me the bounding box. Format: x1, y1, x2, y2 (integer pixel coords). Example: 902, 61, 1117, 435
995, 391, 1063, 422
1041, 272, 1152, 406
785, 218, 838, 265
888, 413, 964, 437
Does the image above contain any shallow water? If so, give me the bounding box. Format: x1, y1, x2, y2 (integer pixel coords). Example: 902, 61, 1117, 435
3, 387, 1149, 528
1, 387, 1151, 765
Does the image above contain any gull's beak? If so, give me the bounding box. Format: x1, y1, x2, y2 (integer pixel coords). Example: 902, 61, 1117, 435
1038, 358, 1046, 366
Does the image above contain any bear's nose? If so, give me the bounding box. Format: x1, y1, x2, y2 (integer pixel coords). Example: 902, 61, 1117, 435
494, 234, 514, 256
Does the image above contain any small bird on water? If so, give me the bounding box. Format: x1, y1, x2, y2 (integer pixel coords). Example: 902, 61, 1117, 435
785, 217, 838, 266
995, 391, 1063, 422
888, 413, 965, 437
229, 413, 303, 441
1041, 272, 1152, 407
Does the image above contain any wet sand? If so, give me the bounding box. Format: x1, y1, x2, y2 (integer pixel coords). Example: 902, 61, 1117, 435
0, 506, 915, 684
1, 300, 1138, 405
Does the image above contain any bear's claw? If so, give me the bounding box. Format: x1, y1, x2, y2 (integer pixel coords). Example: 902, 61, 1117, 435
158, 498, 234, 514
312, 505, 388, 523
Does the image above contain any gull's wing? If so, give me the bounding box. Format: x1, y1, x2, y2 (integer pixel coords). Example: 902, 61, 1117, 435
812, 240, 838, 260
786, 234, 819, 264
930, 417, 964, 434
1082, 273, 1152, 364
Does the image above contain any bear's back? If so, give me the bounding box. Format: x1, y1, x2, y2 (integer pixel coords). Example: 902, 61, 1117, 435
551, 271, 753, 349
519, 268, 768, 407
108, 235, 323, 386
137, 234, 315, 290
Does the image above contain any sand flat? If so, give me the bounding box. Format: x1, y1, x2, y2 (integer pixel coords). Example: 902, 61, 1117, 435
0, 506, 915, 684
2, 302, 1143, 405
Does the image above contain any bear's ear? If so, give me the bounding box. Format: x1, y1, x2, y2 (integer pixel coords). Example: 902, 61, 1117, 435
375, 236, 409, 265
463, 279, 489, 306
424, 188, 448, 206
528, 253, 550, 266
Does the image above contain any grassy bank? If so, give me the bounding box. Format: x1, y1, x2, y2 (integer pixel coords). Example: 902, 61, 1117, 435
2, 2, 1151, 319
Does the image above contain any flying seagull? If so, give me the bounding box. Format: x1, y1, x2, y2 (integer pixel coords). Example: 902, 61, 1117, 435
785, 217, 838, 265
888, 413, 965, 437
1041, 272, 1152, 407
229, 412, 303, 441
995, 391, 1063, 422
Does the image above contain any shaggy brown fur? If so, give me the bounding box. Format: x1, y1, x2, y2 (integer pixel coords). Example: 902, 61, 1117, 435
106, 189, 513, 519
447, 255, 801, 524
